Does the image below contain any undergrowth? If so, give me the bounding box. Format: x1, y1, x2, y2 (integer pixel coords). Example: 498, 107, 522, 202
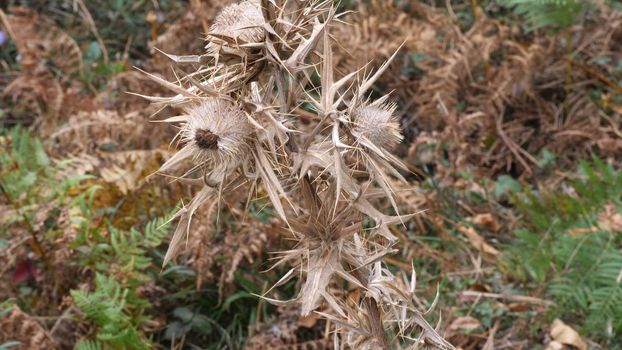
0, 128, 283, 349
70, 213, 174, 349
2, 0, 622, 348
504, 158, 622, 345
72, 274, 150, 350
499, 0, 591, 30
1, 127, 315, 349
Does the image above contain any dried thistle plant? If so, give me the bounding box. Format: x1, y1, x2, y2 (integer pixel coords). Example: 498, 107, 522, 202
138, 1, 453, 348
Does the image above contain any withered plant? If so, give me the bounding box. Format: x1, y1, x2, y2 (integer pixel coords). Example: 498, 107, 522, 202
138, 0, 453, 348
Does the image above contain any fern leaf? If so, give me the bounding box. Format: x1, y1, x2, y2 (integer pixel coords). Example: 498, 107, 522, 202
74, 340, 105, 350
500, 0, 590, 31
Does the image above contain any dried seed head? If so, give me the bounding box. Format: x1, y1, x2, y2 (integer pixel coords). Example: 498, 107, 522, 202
194, 129, 220, 150
351, 102, 403, 150
180, 98, 253, 169
208, 0, 265, 45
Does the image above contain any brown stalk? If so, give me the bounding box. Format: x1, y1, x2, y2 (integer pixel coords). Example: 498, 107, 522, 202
352, 266, 390, 349
494, 113, 537, 175
77, 0, 109, 65
364, 297, 391, 350
567, 57, 622, 96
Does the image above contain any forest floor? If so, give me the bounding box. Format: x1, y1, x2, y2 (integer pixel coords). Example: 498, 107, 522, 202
1, 0, 622, 349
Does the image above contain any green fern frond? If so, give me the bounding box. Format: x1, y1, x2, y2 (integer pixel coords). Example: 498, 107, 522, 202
0, 341, 21, 350
499, 0, 591, 31
141, 212, 174, 247
69, 213, 176, 349
74, 340, 106, 350
71, 274, 150, 350
504, 159, 622, 340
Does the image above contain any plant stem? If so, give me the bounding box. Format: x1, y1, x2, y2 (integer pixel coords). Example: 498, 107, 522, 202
350, 244, 390, 348
364, 296, 390, 350
354, 265, 390, 349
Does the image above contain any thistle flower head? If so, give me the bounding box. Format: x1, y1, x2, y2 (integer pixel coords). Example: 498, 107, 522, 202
351, 102, 402, 150
159, 98, 253, 176
208, 0, 265, 45
182, 98, 253, 166
141, 1, 454, 346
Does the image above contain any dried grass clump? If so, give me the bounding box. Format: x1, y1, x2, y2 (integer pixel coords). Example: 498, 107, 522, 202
245, 305, 331, 349
140, 0, 453, 348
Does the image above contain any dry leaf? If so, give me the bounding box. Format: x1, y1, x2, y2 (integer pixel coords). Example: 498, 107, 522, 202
470, 213, 501, 233
298, 313, 319, 328
482, 320, 500, 350
449, 316, 481, 331
469, 283, 492, 292
508, 303, 529, 312
597, 203, 622, 232
419, 27, 437, 41
547, 319, 587, 350
457, 225, 500, 257
545, 341, 564, 350
346, 288, 362, 306
99, 150, 163, 194
567, 227, 598, 237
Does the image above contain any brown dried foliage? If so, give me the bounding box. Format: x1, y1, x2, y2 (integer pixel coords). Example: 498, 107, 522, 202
149, 0, 233, 78
245, 305, 331, 350
96, 71, 166, 115
5, 0, 621, 347
335, 2, 622, 178
0, 7, 82, 77
0, 3, 213, 154
0, 7, 82, 131
186, 198, 277, 295
0, 306, 58, 350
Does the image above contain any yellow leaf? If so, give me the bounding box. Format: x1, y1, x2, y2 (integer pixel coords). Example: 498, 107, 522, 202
470, 213, 501, 233
449, 316, 481, 331
547, 319, 587, 350
457, 225, 500, 257
597, 203, 622, 232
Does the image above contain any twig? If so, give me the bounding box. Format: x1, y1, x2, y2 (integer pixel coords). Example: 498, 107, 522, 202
600, 111, 622, 139
568, 57, 622, 96
471, 0, 480, 22
364, 297, 391, 350
0, 9, 17, 41
77, 0, 109, 65
495, 113, 537, 175
482, 320, 500, 350
459, 291, 554, 306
